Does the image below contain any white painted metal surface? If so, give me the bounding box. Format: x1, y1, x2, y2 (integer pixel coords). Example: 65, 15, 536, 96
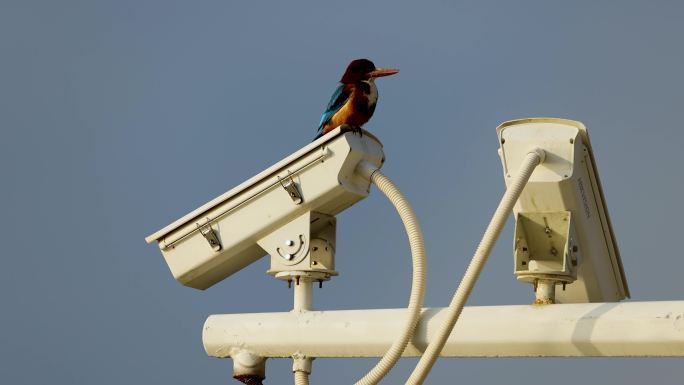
293, 278, 314, 312
204, 301, 684, 358
145, 127, 384, 289
292, 278, 314, 384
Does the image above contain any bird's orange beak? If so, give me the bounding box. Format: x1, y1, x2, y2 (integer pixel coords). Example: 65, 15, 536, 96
368, 67, 399, 78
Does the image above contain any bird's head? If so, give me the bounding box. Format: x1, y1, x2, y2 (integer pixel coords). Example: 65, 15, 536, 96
339, 59, 399, 84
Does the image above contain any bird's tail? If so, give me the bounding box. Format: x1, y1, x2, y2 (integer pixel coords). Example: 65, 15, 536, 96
312, 126, 326, 141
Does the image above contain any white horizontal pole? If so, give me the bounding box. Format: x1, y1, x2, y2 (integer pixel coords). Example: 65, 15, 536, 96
203, 301, 684, 358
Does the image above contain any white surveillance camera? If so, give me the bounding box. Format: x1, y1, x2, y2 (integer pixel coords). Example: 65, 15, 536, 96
145, 127, 384, 290
497, 118, 629, 303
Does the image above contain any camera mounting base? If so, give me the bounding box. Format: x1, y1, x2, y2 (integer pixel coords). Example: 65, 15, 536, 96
258, 211, 338, 281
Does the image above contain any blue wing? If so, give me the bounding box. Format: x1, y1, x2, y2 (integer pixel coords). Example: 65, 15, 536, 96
317, 83, 350, 134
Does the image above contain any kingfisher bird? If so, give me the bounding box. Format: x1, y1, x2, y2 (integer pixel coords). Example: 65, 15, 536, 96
315, 59, 399, 139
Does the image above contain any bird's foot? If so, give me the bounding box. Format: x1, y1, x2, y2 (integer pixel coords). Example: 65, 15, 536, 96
340, 124, 363, 137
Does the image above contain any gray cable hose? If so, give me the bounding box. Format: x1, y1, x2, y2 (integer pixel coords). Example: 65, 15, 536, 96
294, 370, 309, 385
405, 149, 544, 385
353, 163, 427, 385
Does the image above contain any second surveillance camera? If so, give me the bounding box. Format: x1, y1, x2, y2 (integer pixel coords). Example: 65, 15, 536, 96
497, 118, 629, 303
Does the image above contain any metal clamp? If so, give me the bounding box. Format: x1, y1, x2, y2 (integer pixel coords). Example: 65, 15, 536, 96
198, 222, 221, 251
279, 173, 303, 205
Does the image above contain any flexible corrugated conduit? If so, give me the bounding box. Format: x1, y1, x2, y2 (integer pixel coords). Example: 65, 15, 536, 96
353, 161, 428, 385
405, 148, 545, 385
294, 370, 309, 385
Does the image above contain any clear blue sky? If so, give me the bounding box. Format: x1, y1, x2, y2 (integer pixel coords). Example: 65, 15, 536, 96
2, 1, 683, 384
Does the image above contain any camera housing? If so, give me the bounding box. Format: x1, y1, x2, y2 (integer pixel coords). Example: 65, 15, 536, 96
145, 127, 384, 290
497, 118, 629, 303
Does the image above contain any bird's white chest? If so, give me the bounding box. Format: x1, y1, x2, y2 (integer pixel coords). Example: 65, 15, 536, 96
361, 79, 378, 106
